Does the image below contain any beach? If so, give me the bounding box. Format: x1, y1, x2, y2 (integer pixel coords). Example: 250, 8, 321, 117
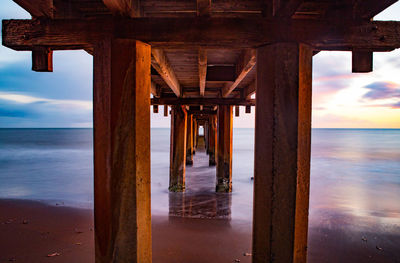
1, 198, 400, 263
0, 128, 399, 262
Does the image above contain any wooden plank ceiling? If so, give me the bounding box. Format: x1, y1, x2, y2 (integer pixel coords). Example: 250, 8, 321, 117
11, 0, 399, 100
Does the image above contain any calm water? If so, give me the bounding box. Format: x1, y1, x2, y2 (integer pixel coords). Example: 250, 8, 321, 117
0, 128, 400, 260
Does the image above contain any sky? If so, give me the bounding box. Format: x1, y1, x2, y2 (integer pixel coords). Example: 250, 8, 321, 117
0, 1, 400, 128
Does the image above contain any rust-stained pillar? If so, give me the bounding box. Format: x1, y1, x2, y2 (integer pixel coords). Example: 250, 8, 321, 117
252, 43, 313, 263
216, 105, 233, 192
186, 114, 194, 165
169, 105, 187, 192
93, 39, 151, 263
208, 114, 217, 166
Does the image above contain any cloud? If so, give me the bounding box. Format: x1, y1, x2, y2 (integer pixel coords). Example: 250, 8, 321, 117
363, 82, 400, 100
0, 92, 92, 110
0, 92, 92, 127
313, 113, 373, 128
391, 102, 400, 108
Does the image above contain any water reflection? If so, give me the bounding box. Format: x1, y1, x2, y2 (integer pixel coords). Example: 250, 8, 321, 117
168, 192, 232, 219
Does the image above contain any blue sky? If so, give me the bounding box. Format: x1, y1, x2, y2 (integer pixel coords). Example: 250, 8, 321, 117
0, 1, 400, 128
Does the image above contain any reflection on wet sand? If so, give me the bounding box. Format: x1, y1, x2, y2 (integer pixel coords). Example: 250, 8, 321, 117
168, 137, 232, 220
169, 192, 232, 220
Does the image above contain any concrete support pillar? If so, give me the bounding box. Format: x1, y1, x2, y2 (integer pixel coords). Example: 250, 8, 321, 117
252, 43, 313, 263
208, 115, 217, 166
169, 105, 187, 192
216, 105, 233, 192
186, 114, 194, 165
93, 39, 152, 263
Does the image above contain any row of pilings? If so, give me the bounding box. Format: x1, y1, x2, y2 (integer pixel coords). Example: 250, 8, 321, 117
168, 105, 233, 193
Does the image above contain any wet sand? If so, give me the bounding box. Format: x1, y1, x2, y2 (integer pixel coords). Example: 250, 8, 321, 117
0, 199, 252, 263
1, 199, 400, 263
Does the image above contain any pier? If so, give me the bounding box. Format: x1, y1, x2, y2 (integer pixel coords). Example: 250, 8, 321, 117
2, 0, 400, 262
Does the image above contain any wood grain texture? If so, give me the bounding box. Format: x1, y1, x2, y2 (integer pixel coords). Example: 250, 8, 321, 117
13, 0, 54, 18
197, 0, 211, 16
252, 43, 312, 263
222, 49, 256, 97
4, 18, 400, 51
151, 48, 181, 97
93, 39, 151, 263
199, 48, 207, 96
103, 0, 142, 17
216, 105, 232, 192
32, 46, 53, 72
169, 105, 187, 192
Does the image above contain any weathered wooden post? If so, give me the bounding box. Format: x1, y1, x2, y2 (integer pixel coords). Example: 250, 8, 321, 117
252, 43, 313, 263
216, 105, 233, 192
169, 105, 187, 192
208, 114, 217, 166
193, 119, 198, 152
204, 121, 209, 154
186, 114, 194, 165
193, 118, 197, 154
93, 39, 152, 263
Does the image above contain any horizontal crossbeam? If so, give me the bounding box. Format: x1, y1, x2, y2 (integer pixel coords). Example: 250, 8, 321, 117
151, 97, 255, 106
3, 18, 400, 51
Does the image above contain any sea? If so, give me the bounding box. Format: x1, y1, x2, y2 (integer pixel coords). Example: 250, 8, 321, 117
0, 128, 399, 261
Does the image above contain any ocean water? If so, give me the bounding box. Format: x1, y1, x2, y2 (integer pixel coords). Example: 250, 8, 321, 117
0, 128, 399, 260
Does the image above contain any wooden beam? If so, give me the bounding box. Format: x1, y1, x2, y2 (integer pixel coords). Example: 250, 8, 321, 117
164, 105, 169, 116
274, 0, 304, 18
222, 49, 256, 97
243, 81, 255, 99
354, 0, 398, 20
216, 105, 232, 192
150, 81, 157, 97
153, 105, 159, 113
352, 51, 373, 73
245, 105, 251, 113
197, 0, 211, 16
235, 105, 240, 117
32, 46, 53, 72
170, 105, 187, 192
93, 39, 151, 263
13, 0, 54, 18
187, 109, 217, 115
103, 0, 141, 17
151, 48, 181, 97
252, 43, 312, 263
199, 49, 207, 96
4, 18, 400, 51
151, 97, 255, 106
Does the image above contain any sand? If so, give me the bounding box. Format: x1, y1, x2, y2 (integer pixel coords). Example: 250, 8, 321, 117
0, 199, 253, 263
1, 199, 400, 263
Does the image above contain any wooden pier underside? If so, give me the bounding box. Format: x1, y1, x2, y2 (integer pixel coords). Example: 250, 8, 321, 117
3, 0, 400, 262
